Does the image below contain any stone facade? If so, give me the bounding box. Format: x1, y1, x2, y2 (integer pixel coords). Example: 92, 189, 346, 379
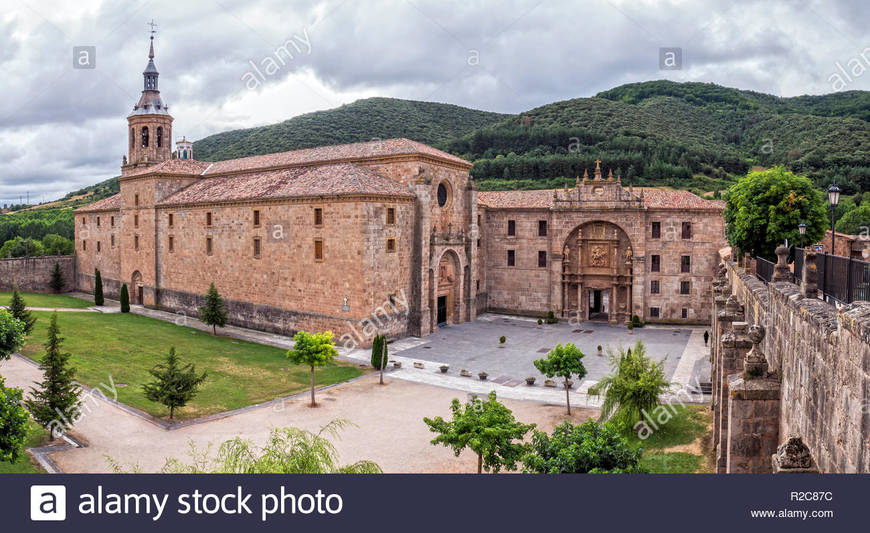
0, 256, 76, 293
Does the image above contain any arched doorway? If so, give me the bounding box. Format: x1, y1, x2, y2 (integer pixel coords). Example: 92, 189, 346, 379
434, 250, 461, 328
131, 271, 143, 305
561, 221, 633, 324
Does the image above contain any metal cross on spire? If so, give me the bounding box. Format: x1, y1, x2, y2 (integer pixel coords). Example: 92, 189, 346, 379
148, 19, 158, 38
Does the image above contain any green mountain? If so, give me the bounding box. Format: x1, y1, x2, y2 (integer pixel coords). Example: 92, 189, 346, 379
193, 97, 511, 161
454, 81, 870, 194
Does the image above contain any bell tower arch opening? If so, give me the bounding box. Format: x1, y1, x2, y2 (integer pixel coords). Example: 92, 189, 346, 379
561, 221, 634, 324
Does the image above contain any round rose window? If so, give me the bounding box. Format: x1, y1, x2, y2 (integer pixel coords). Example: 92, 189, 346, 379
437, 183, 449, 207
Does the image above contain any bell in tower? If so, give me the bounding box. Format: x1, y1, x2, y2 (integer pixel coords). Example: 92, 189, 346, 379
123, 23, 173, 175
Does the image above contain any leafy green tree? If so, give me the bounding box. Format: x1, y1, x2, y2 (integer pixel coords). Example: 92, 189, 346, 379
153, 420, 381, 473
523, 420, 645, 473
93, 269, 104, 306
0, 377, 29, 463
0, 236, 44, 258
424, 391, 535, 473
370, 334, 389, 384
287, 331, 338, 407
49, 262, 65, 293
588, 341, 671, 427
533, 343, 587, 414
26, 313, 81, 437
835, 204, 870, 236
724, 167, 826, 260
198, 283, 227, 335
41, 234, 74, 256
7, 286, 36, 335
119, 283, 130, 313
142, 347, 207, 420
0, 310, 25, 360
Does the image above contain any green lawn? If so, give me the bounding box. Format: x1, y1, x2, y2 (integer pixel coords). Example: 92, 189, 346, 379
0, 420, 49, 474
20, 311, 364, 420
0, 291, 92, 309
625, 405, 713, 473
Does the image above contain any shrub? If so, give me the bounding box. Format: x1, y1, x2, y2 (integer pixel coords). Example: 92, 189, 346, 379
119, 284, 130, 313
597, 345, 603, 352
499, 335, 506, 344
545, 310, 558, 324
93, 269, 104, 306
537, 318, 543, 325
523, 420, 644, 473
370, 334, 389, 369
630, 315, 644, 328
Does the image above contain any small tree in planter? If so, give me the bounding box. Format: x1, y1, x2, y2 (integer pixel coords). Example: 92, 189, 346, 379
424, 391, 534, 473
534, 343, 587, 415
498, 335, 506, 347
597, 345, 603, 357
536, 318, 543, 328
119, 284, 130, 313
93, 269, 104, 306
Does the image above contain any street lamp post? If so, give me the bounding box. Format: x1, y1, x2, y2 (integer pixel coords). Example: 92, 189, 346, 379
798, 222, 806, 249
825, 183, 841, 303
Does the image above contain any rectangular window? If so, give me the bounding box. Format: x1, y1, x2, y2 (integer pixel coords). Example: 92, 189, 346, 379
507, 220, 516, 236
206, 212, 212, 227
538, 220, 547, 237
135, 194, 139, 207
682, 221, 692, 239
538, 250, 547, 268
169, 235, 174, 252
253, 237, 261, 258
253, 210, 260, 227
111, 216, 115, 227
681, 281, 691, 295
650, 307, 660, 318
134, 214, 139, 228
386, 238, 396, 253
111, 235, 115, 247
476, 279, 480, 291
314, 239, 323, 261
507, 249, 515, 266
651, 221, 661, 239
97, 216, 101, 227
651, 254, 660, 272
651, 280, 660, 294
206, 237, 213, 255
81, 217, 86, 226
134, 235, 139, 251
314, 208, 323, 227
386, 207, 396, 225
168, 213, 174, 227
82, 240, 86, 250
681, 308, 688, 319
477, 239, 481, 248
681, 255, 691, 273
97, 241, 101, 252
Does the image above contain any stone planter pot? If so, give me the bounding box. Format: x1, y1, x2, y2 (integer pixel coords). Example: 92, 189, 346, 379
413, 362, 424, 369
392, 361, 402, 369
478, 372, 488, 381
439, 365, 449, 374
525, 377, 536, 386
597, 350, 603, 357
460, 369, 471, 377
544, 379, 556, 388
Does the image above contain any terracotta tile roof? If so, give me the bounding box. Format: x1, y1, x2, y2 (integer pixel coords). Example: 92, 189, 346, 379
123, 159, 212, 178
74, 193, 122, 212
202, 138, 471, 174
157, 163, 414, 206
477, 187, 725, 210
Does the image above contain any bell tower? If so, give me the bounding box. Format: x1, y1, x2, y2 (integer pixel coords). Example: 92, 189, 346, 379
123, 24, 173, 175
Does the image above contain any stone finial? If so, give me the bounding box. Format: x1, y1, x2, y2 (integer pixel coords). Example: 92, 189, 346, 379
772, 435, 818, 473
743, 324, 768, 378
607, 168, 614, 181
801, 248, 818, 299
772, 243, 792, 282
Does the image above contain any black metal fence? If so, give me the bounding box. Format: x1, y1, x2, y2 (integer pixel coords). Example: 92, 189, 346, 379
790, 248, 870, 304
754, 257, 774, 283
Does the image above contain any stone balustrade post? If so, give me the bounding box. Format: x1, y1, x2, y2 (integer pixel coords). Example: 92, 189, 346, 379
772, 435, 820, 473
772, 243, 792, 282
715, 296, 747, 473
801, 248, 818, 299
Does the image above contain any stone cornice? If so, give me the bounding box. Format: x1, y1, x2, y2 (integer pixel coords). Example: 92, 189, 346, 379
154, 192, 415, 210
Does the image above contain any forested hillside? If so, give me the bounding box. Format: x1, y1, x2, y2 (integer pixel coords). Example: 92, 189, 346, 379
193, 97, 510, 161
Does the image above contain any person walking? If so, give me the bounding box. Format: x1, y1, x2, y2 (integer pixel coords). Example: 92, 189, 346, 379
703, 330, 709, 346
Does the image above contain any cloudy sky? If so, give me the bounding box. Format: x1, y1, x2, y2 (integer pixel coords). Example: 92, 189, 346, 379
2, 0, 869, 205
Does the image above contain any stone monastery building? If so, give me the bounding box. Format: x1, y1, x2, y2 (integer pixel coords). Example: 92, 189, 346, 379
75, 39, 727, 347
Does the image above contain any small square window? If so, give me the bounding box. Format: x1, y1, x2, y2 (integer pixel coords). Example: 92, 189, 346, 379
651, 221, 661, 239
538, 250, 547, 268
680, 281, 691, 294
386, 207, 396, 225
651, 280, 660, 294
206, 212, 213, 226
386, 238, 396, 253
168, 213, 174, 227
538, 220, 547, 237
206, 236, 213, 255
651, 255, 661, 272
507, 220, 516, 236
650, 307, 660, 318
314, 239, 323, 261
169, 235, 174, 252
507, 249, 515, 266
253, 237, 261, 258
314, 208, 323, 227
253, 210, 260, 227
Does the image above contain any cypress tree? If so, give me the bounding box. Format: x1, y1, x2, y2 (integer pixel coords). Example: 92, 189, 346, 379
198, 283, 228, 335
48, 262, 65, 293
8, 286, 36, 335
119, 284, 130, 313
93, 269, 104, 306
142, 347, 207, 420
26, 313, 81, 437
370, 334, 389, 385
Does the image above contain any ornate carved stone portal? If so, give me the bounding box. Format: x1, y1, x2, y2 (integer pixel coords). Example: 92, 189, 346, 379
562, 221, 633, 324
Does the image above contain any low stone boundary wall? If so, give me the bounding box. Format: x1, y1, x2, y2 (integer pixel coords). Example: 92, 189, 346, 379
0, 255, 76, 293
